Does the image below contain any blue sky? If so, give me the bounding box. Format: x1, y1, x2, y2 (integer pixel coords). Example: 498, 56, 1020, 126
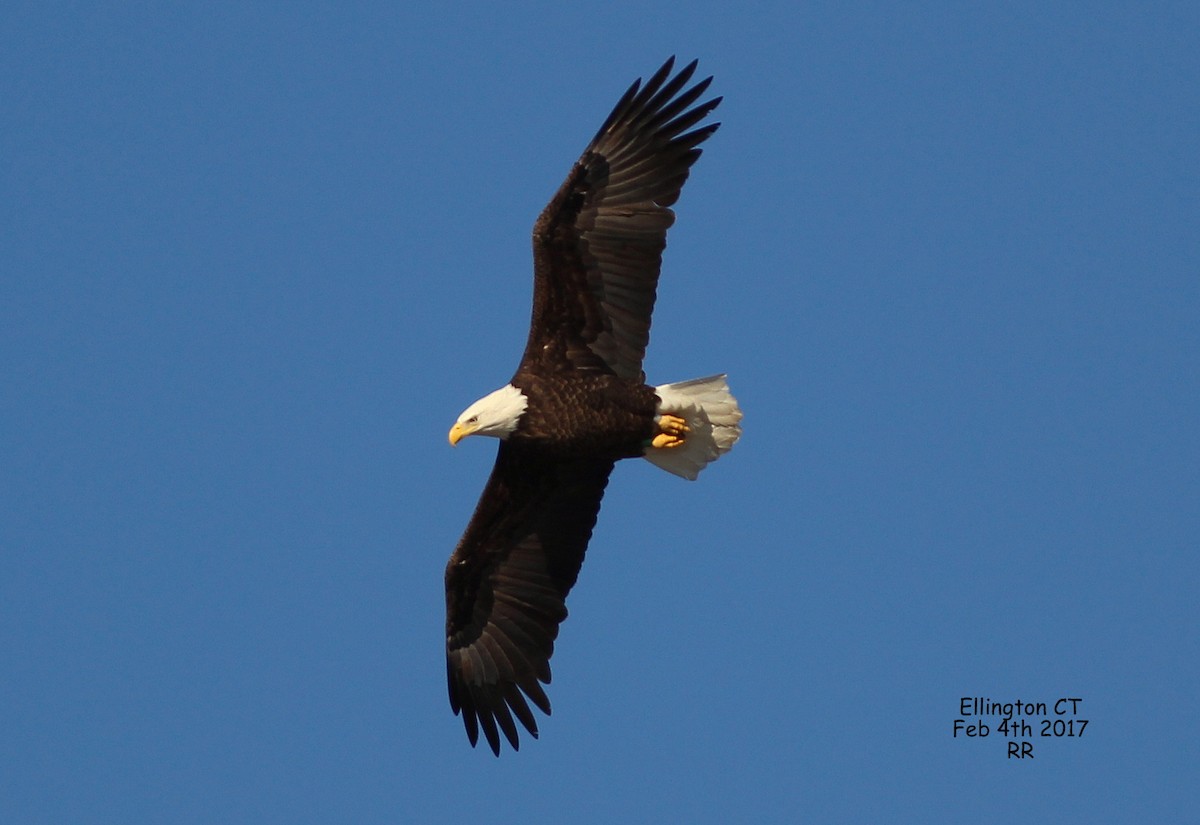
2, 2, 1197, 822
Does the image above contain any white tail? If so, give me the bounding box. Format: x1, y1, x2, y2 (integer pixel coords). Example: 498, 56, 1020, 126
643, 374, 743, 480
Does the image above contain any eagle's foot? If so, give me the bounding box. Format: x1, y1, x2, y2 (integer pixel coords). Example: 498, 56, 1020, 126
652, 414, 690, 449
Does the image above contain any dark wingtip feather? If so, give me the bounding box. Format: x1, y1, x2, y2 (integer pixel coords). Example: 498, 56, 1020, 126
506, 684, 540, 738
478, 705, 502, 756
492, 693, 521, 752
595, 77, 644, 140
591, 57, 710, 145
638, 59, 699, 123
522, 676, 552, 715
463, 707, 479, 747
644, 56, 678, 95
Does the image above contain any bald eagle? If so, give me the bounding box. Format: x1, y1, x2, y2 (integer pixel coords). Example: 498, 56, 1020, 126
445, 57, 742, 755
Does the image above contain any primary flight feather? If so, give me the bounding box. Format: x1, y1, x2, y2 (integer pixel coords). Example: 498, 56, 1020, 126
445, 57, 742, 755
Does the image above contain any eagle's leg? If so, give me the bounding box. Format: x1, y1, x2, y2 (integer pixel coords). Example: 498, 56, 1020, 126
651, 413, 690, 449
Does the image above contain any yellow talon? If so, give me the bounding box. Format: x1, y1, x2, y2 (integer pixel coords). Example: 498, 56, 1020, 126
652, 413, 690, 449
659, 414, 690, 437
652, 433, 684, 449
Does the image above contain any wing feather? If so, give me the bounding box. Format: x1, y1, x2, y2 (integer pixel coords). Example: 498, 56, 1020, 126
523, 57, 721, 379
445, 444, 614, 755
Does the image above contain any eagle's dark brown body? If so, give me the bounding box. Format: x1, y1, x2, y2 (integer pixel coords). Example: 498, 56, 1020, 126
510, 372, 659, 458
444, 57, 725, 755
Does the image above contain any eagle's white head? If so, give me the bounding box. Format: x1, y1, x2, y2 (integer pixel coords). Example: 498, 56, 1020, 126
448, 384, 529, 446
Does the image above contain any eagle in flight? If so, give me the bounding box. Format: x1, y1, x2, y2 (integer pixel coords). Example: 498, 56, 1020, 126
444, 57, 741, 755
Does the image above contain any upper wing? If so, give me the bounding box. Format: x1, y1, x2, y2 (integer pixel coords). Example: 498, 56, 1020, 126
521, 57, 721, 379
445, 443, 614, 755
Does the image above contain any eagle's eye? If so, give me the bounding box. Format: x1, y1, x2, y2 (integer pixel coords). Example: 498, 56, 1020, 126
466, 415, 478, 425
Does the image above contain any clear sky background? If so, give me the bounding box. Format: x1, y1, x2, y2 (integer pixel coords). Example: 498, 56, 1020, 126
3, 2, 1196, 823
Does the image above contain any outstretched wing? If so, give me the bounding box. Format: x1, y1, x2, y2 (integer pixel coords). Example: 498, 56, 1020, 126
522, 57, 721, 380
445, 443, 614, 755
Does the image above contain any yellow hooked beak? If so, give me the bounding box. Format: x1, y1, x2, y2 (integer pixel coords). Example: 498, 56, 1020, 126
448, 421, 471, 447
